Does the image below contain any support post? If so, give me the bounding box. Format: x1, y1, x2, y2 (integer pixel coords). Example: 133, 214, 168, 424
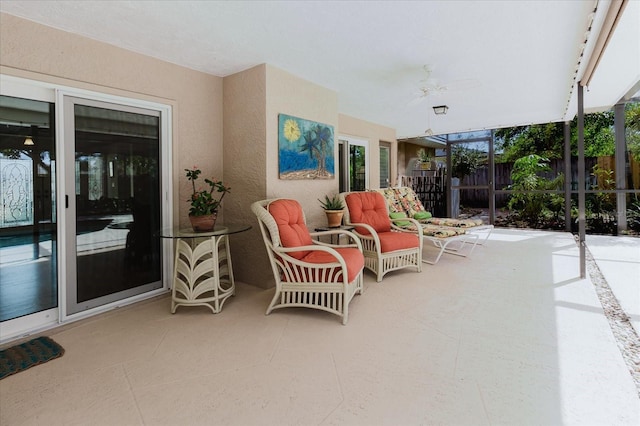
489, 130, 495, 224
614, 103, 627, 233
564, 122, 572, 232
578, 84, 586, 279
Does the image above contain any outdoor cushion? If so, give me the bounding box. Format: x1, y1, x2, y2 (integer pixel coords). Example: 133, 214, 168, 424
425, 217, 484, 227
302, 247, 365, 283
268, 199, 313, 259
377, 231, 420, 252
413, 211, 432, 220
345, 192, 391, 235
376, 188, 405, 213
389, 211, 411, 226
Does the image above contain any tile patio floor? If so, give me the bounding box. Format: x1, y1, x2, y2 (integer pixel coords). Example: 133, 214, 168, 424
1, 228, 638, 425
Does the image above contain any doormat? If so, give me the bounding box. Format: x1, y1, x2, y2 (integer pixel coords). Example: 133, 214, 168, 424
0, 336, 65, 380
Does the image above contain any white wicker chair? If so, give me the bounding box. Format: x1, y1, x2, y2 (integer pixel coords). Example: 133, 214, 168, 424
339, 191, 423, 282
251, 199, 364, 324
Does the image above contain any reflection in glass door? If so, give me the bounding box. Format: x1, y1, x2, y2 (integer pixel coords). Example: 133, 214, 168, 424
64, 98, 162, 315
447, 130, 494, 223
0, 95, 57, 323
339, 137, 369, 192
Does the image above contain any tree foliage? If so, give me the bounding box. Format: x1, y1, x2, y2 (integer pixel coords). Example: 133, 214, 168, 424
451, 144, 485, 181
492, 104, 640, 161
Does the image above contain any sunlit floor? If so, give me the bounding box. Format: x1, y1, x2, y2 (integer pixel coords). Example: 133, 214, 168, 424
1, 229, 638, 425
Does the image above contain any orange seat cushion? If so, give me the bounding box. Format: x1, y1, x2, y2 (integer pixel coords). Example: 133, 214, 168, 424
302, 247, 364, 283
345, 192, 391, 235
377, 231, 420, 252
268, 199, 312, 260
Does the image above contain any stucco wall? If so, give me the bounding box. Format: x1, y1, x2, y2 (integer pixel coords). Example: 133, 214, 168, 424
0, 13, 222, 228
223, 65, 272, 288
265, 65, 339, 227
224, 64, 340, 288
1, 13, 400, 290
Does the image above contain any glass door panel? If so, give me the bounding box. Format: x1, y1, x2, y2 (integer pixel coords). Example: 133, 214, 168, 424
447, 130, 493, 223
65, 98, 162, 315
379, 144, 390, 188
0, 95, 57, 322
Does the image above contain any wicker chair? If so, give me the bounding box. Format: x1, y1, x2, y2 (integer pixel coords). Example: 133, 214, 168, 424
251, 198, 364, 324
339, 191, 422, 282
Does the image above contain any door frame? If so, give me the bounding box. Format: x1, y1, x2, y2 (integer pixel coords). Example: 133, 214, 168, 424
339, 135, 370, 191
59, 93, 171, 318
0, 74, 173, 342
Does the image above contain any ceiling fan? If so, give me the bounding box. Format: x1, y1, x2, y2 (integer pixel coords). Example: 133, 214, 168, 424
409, 65, 480, 106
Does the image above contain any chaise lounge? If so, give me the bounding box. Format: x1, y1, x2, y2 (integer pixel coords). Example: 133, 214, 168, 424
373, 187, 492, 264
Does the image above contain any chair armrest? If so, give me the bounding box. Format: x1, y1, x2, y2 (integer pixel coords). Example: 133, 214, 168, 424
341, 221, 382, 246
309, 230, 363, 251
273, 244, 352, 279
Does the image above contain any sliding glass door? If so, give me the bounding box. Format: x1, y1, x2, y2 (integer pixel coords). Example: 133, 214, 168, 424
1, 77, 171, 340
63, 97, 163, 315
0, 95, 58, 323
339, 137, 369, 192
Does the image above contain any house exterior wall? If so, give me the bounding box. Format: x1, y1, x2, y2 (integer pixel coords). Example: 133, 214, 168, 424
1, 13, 399, 290
0, 13, 222, 229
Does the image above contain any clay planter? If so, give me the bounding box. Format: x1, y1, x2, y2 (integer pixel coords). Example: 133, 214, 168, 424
325, 210, 344, 228
189, 213, 217, 232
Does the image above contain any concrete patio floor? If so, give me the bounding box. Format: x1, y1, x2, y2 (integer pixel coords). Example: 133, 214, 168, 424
0, 228, 638, 425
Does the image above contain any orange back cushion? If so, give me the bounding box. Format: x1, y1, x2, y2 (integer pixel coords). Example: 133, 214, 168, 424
268, 199, 312, 259
345, 192, 391, 234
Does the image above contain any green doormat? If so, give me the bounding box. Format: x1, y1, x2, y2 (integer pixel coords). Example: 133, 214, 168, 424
0, 336, 65, 380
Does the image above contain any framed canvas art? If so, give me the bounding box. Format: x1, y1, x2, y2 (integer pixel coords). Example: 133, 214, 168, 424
278, 114, 334, 180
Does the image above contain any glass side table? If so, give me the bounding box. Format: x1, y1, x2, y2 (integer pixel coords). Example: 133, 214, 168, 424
313, 225, 355, 245
159, 224, 251, 314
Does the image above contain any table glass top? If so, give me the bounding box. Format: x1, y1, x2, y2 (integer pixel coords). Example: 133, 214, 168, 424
158, 223, 251, 238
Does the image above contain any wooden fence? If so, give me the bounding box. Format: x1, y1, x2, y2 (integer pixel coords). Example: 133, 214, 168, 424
402, 155, 640, 210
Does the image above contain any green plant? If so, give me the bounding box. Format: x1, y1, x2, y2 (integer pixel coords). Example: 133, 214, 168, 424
185, 167, 230, 216
451, 145, 484, 182
507, 154, 564, 225
416, 148, 431, 163
318, 194, 344, 210
627, 199, 640, 232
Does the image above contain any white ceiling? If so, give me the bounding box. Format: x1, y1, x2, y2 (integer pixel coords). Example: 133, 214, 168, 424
1, 0, 638, 138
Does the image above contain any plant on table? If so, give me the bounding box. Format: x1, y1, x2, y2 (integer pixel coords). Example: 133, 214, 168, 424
318, 194, 345, 211
318, 194, 345, 228
185, 167, 230, 231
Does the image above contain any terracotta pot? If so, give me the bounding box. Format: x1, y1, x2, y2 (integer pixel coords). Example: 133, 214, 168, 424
325, 210, 344, 228
189, 213, 217, 232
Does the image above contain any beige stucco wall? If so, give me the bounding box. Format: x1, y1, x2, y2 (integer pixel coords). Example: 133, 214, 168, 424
224, 64, 340, 288
2, 13, 400, 290
223, 64, 272, 288
0, 13, 222, 228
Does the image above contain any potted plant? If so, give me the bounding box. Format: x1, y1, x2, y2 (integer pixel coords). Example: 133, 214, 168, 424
318, 194, 345, 227
185, 167, 231, 231
415, 148, 432, 170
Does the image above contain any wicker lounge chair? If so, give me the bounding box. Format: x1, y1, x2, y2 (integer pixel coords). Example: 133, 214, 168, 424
339, 191, 422, 281
251, 198, 364, 324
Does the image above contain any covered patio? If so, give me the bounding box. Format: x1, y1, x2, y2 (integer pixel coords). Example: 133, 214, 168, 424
1, 228, 638, 425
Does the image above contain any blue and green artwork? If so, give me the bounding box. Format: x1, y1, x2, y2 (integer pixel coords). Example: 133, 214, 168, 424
278, 114, 334, 179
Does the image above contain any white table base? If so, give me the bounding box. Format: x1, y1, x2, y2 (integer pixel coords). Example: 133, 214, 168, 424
170, 234, 235, 313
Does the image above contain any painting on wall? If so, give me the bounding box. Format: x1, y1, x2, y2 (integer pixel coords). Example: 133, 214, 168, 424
278, 114, 334, 180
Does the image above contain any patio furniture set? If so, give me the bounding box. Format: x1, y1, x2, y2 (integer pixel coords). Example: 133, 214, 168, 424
251, 186, 492, 324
